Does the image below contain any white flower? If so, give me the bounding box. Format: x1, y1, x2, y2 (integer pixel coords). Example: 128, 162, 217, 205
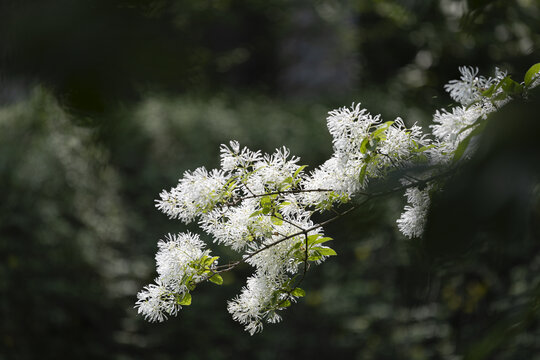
444, 66, 508, 106
199, 199, 269, 251
444, 66, 481, 105
425, 140, 455, 166
246, 146, 302, 194
220, 140, 262, 172
227, 273, 288, 335
300, 156, 352, 206
379, 118, 430, 164
155, 167, 228, 223
135, 279, 180, 322
135, 232, 216, 322
155, 232, 211, 290
305, 105, 431, 205
430, 105, 482, 143
396, 186, 431, 238
327, 103, 381, 153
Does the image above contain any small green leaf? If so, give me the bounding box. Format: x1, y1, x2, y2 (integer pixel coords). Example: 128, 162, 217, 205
279, 300, 292, 308
358, 163, 367, 184
313, 247, 337, 256
271, 213, 284, 226
187, 282, 196, 291
492, 92, 508, 102
452, 121, 487, 163
372, 121, 393, 139
453, 135, 473, 163
500, 77, 523, 96
250, 210, 262, 218
308, 253, 323, 261
208, 273, 223, 285
260, 196, 271, 205
481, 83, 497, 97
311, 236, 333, 245
524, 63, 540, 86
360, 137, 370, 154
367, 138, 380, 152
306, 234, 320, 245
179, 292, 192, 306
293, 165, 308, 178
411, 144, 435, 153
457, 121, 482, 136
291, 287, 306, 297
278, 201, 291, 208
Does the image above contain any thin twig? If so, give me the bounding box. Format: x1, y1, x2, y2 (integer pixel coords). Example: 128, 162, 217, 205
212, 168, 455, 275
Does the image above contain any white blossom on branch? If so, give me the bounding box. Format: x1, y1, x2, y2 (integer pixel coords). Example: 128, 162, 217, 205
136, 63, 540, 334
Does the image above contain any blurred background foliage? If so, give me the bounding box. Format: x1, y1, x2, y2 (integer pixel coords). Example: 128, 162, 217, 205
0, 0, 539, 359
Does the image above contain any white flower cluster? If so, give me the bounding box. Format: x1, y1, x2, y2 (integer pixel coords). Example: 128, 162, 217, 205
431, 67, 508, 153
398, 66, 522, 238
156, 168, 228, 223
302, 105, 430, 208
444, 66, 506, 106
138, 65, 538, 334
146, 140, 338, 334
146, 108, 433, 333
135, 232, 218, 322
396, 186, 432, 239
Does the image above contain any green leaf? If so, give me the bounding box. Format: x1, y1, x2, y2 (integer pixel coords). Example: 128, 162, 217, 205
411, 144, 436, 153
187, 282, 196, 291
260, 196, 272, 207
481, 83, 497, 97
457, 121, 482, 136
453, 134, 473, 163
360, 137, 370, 154
313, 247, 337, 256
291, 287, 306, 297
367, 138, 380, 151
500, 77, 523, 96
524, 63, 540, 86
179, 292, 192, 306
271, 213, 284, 226
492, 92, 508, 102
452, 121, 487, 163
294, 165, 308, 178
279, 300, 292, 308
307, 234, 333, 246
208, 273, 223, 285
250, 210, 262, 218
308, 253, 323, 261
372, 121, 394, 139
278, 201, 291, 208
358, 163, 367, 184
311, 236, 333, 245
306, 234, 321, 245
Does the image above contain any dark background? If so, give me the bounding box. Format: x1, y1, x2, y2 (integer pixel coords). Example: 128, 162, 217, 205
1, 1, 539, 359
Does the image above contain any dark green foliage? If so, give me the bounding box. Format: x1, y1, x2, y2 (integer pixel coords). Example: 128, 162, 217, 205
0, 90, 125, 359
